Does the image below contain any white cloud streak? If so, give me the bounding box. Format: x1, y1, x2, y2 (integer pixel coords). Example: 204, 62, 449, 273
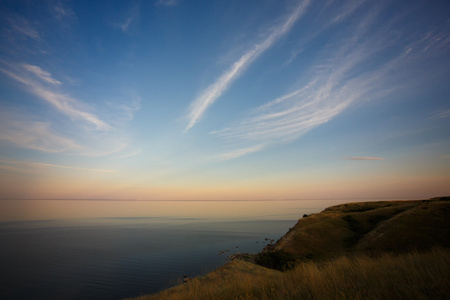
118, 3, 139, 32
115, 149, 142, 159
115, 95, 141, 122
210, 1, 449, 155
0, 64, 111, 131
214, 45, 376, 145
430, 109, 450, 120
53, 2, 76, 20
155, 0, 180, 7
0, 109, 80, 153
6, 16, 40, 40
184, 0, 311, 131
0, 64, 142, 157
22, 64, 61, 85
328, 0, 367, 25
0, 160, 114, 173
212, 145, 265, 161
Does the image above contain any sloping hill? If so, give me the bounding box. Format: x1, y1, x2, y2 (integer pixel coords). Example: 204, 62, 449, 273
355, 199, 450, 253
256, 197, 450, 268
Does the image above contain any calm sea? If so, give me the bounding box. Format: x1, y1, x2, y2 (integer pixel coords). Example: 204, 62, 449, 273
0, 199, 349, 299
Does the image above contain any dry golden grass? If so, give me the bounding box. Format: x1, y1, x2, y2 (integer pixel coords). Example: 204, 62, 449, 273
127, 247, 450, 300
279, 248, 450, 300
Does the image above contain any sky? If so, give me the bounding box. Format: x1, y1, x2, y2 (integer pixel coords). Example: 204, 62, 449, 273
0, 0, 449, 201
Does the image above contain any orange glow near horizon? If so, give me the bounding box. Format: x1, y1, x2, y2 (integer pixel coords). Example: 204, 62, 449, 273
1, 164, 448, 202
0, 199, 344, 222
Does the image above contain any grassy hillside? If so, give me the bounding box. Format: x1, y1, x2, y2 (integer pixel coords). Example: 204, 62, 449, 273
126, 197, 450, 300
128, 248, 450, 300
257, 197, 450, 268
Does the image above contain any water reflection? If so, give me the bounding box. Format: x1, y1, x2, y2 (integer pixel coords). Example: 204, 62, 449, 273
0, 199, 379, 299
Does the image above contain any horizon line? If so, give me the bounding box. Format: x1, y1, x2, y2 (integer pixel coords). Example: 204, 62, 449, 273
0, 197, 432, 202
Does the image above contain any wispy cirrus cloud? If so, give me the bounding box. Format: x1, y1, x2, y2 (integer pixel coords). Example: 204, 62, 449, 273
3, 15, 41, 41
184, 0, 311, 132
0, 14, 44, 59
0, 108, 80, 153
115, 149, 142, 159
22, 64, 61, 85
430, 109, 450, 120
118, 3, 139, 32
0, 62, 142, 157
0, 63, 111, 131
109, 94, 141, 123
53, 1, 76, 20
212, 145, 265, 161
209, 1, 450, 158
0, 160, 114, 173
155, 0, 180, 7
212, 39, 379, 147
328, 0, 367, 25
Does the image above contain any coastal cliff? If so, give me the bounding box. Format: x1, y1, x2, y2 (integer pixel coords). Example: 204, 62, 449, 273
127, 197, 450, 300
255, 197, 450, 269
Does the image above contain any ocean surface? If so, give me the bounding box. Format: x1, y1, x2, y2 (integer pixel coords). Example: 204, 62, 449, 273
0, 199, 358, 299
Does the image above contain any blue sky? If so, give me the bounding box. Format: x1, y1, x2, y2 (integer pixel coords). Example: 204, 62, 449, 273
0, 0, 449, 200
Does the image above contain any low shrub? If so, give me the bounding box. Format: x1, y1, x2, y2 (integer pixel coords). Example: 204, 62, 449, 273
254, 251, 297, 271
